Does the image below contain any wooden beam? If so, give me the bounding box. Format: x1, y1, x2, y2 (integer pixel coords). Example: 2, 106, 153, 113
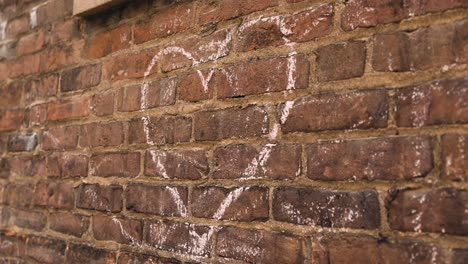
73, 0, 128, 16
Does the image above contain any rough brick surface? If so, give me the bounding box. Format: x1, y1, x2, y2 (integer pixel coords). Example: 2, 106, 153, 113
144, 149, 209, 180
441, 134, 468, 181
76, 183, 123, 212
49, 212, 89, 237
129, 115, 192, 145
316, 41, 366, 81
90, 152, 140, 178
92, 215, 142, 244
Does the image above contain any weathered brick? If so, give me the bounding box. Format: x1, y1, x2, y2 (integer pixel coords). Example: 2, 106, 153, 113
47, 96, 91, 121
92, 215, 142, 244
49, 212, 89, 237
274, 187, 380, 229
453, 248, 468, 264
118, 77, 177, 112
144, 220, 213, 257
311, 236, 443, 264
117, 252, 181, 264
192, 186, 269, 221
6, 15, 29, 39
387, 188, 468, 235
65, 243, 116, 264
34, 181, 75, 209
3, 183, 35, 208
39, 44, 74, 73
0, 158, 10, 179
80, 122, 124, 148
48, 18, 80, 43
160, 29, 232, 72
128, 115, 192, 145
282, 90, 388, 133
145, 149, 209, 180
8, 53, 41, 78
7, 133, 37, 152
36, 0, 73, 24
0, 41, 16, 59
134, 3, 195, 44
396, 78, 468, 127
11, 209, 46, 231
60, 64, 101, 92
92, 90, 114, 116
454, 19, 468, 64
316, 41, 366, 81
218, 54, 309, 98
200, 0, 278, 24
10, 154, 45, 178
179, 69, 215, 102
126, 183, 188, 217
441, 134, 467, 181
213, 143, 301, 180
372, 32, 410, 72
306, 136, 433, 181
76, 183, 123, 212
17, 31, 44, 56
0, 207, 10, 228
0, 232, 26, 257
46, 153, 88, 178
217, 226, 303, 264
85, 24, 131, 59
105, 48, 158, 81
42, 125, 80, 150
23, 74, 58, 103
194, 106, 269, 141
90, 152, 140, 178
0, 82, 22, 107
0, 109, 25, 132
28, 103, 47, 127
341, 0, 467, 31
237, 4, 333, 51
26, 236, 66, 264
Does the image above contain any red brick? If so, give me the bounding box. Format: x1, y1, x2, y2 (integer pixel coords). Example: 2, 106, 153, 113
218, 54, 309, 98
117, 252, 181, 264
11, 209, 46, 231
0, 232, 27, 257
180, 69, 216, 102
3, 183, 35, 208
306, 136, 433, 181
6, 15, 29, 39
454, 19, 468, 64
213, 143, 301, 180
441, 134, 467, 181
28, 103, 47, 127
39, 44, 74, 73
47, 18, 80, 44
105, 48, 158, 81
10, 154, 45, 178
282, 90, 388, 133
126, 183, 188, 217
36, 0, 73, 25
194, 106, 269, 141
42, 125, 80, 150
46, 153, 88, 178
17, 31, 45, 56
237, 4, 333, 51
0, 64, 8, 81
85, 24, 132, 59
60, 64, 101, 92
0, 207, 10, 228
316, 41, 366, 81
90, 152, 140, 178
134, 3, 195, 44
341, 0, 467, 31
23, 74, 58, 103
453, 249, 468, 264
92, 90, 114, 116
26, 236, 66, 264
34, 181, 75, 209
0, 41, 16, 59
192, 186, 269, 221
200, 0, 278, 24
92, 215, 142, 244
396, 78, 468, 127
372, 32, 410, 72
0, 158, 10, 179
49, 212, 89, 237
0, 110, 25, 132
80, 121, 124, 148
311, 236, 443, 264
144, 220, 213, 257
217, 226, 303, 264
274, 187, 380, 229
47, 96, 91, 121
65, 243, 116, 264
160, 29, 232, 72
0, 82, 22, 107
387, 188, 467, 235
128, 115, 192, 145
145, 149, 209, 180
7, 133, 37, 152
76, 183, 123, 212
8, 53, 41, 78
118, 77, 177, 112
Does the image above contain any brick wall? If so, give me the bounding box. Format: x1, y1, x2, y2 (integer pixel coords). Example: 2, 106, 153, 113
0, 0, 467, 263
